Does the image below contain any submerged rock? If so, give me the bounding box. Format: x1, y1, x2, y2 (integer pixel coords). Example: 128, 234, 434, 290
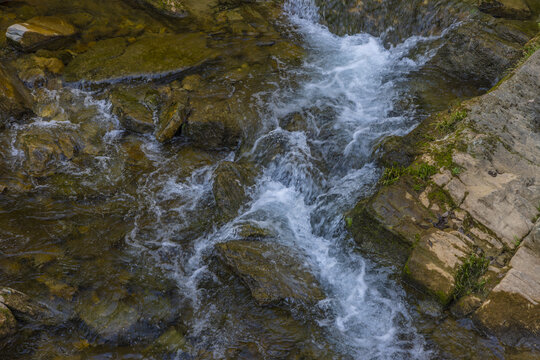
479, 0, 532, 19
13, 55, 64, 85
0, 287, 53, 324
63, 33, 218, 84
215, 240, 325, 306
6, 16, 77, 52
143, 326, 189, 357
0, 64, 33, 123
76, 286, 173, 342
18, 125, 83, 177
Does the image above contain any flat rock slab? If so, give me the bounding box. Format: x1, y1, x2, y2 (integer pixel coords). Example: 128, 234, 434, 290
63, 33, 219, 84
216, 240, 325, 306
473, 221, 540, 345
6, 16, 77, 51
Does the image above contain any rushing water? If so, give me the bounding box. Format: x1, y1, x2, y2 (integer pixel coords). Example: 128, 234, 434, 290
1, 0, 515, 358
125, 0, 440, 358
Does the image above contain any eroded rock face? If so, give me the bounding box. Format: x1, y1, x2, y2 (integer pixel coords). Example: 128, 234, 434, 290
318, 0, 537, 87
132, 0, 257, 19
6, 16, 77, 51
215, 240, 325, 306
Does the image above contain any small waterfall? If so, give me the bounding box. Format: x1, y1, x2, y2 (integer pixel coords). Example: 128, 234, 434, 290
117, 0, 448, 358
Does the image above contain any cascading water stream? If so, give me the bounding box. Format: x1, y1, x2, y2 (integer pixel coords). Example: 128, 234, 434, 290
122, 0, 446, 358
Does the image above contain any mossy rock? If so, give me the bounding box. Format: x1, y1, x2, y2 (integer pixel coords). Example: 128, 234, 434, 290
110, 85, 157, 134
63, 33, 219, 84
479, 0, 533, 20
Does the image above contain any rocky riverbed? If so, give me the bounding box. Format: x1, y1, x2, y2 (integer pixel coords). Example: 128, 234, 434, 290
0, 0, 539, 359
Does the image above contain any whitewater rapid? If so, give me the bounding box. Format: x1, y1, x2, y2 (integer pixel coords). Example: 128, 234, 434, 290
126, 0, 441, 358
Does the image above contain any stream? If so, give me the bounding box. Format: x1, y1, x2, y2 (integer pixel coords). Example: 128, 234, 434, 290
0, 0, 520, 358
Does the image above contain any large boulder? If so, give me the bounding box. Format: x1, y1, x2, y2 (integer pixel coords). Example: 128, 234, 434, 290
63, 33, 218, 84
215, 240, 325, 306
6, 16, 77, 52
0, 64, 33, 123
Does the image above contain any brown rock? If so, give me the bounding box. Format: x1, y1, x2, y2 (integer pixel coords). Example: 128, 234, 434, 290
0, 64, 33, 123
6, 16, 77, 51
479, 0, 532, 19
155, 90, 189, 142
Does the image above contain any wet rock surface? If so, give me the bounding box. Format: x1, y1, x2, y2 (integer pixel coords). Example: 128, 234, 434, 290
0, 64, 33, 123
6, 16, 77, 51
63, 33, 218, 83
0, 0, 538, 357
215, 240, 325, 306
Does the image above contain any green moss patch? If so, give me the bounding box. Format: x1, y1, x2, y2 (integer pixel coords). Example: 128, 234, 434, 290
380, 162, 437, 191
452, 253, 489, 301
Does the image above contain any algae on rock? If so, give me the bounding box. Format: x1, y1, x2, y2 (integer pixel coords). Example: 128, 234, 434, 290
63, 33, 218, 83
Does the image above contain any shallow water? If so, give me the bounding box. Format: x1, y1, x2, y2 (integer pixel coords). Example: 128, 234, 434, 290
0, 0, 532, 359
